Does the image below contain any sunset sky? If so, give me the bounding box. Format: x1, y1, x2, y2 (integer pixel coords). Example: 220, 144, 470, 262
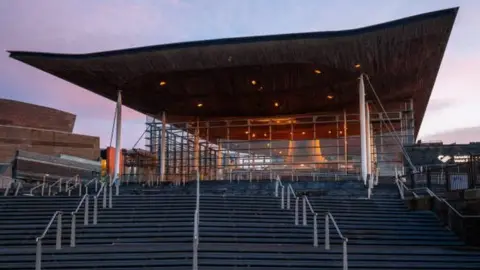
1, 0, 479, 147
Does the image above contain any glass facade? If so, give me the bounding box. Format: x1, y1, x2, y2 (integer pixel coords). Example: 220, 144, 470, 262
141, 100, 415, 181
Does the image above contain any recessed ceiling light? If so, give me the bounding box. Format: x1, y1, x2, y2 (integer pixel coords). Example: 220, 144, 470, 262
274, 102, 279, 107
327, 95, 334, 99
354, 64, 361, 69
251, 80, 257, 85
197, 103, 203, 108
159, 81, 167, 86
314, 69, 321, 74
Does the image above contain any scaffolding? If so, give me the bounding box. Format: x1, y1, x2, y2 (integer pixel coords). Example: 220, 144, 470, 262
140, 99, 415, 182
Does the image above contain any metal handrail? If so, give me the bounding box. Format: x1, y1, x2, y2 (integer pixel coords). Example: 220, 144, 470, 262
3, 181, 13, 196
395, 175, 419, 199
84, 177, 98, 194
70, 194, 89, 247
193, 170, 200, 270
48, 178, 63, 196
65, 174, 79, 191
274, 175, 286, 209
422, 187, 480, 218
67, 179, 82, 197
35, 211, 63, 270
297, 195, 319, 247
93, 183, 106, 225
325, 212, 348, 270
29, 182, 46, 196
286, 184, 297, 210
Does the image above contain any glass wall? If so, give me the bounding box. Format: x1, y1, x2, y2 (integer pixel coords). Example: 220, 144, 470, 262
142, 100, 414, 181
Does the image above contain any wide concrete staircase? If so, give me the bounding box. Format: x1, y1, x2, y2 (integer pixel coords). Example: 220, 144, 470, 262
1, 179, 480, 269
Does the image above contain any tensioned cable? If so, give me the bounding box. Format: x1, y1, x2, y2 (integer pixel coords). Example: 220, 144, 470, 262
364, 74, 416, 171
132, 129, 147, 149
364, 74, 416, 172
109, 105, 117, 147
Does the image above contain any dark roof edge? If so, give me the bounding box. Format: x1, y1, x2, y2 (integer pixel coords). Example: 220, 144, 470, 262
8, 7, 459, 59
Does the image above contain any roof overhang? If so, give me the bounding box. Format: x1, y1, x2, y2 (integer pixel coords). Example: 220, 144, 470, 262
8, 8, 458, 137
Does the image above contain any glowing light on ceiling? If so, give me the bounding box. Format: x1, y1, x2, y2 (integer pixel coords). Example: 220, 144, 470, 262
327, 95, 334, 100
251, 80, 257, 85
159, 81, 167, 86
197, 103, 203, 108
314, 69, 321, 74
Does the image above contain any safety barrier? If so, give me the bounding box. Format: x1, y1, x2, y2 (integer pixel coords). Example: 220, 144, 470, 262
35, 211, 63, 270
70, 194, 89, 247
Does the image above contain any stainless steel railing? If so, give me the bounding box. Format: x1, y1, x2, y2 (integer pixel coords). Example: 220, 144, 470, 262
192, 170, 200, 270
65, 175, 79, 194
84, 177, 98, 194
286, 184, 296, 210
48, 178, 63, 196
325, 212, 348, 270
70, 194, 89, 247
67, 178, 82, 197
302, 196, 319, 247
30, 182, 46, 196
394, 173, 419, 199
93, 183, 107, 225
35, 211, 63, 270
3, 179, 13, 196
274, 175, 286, 209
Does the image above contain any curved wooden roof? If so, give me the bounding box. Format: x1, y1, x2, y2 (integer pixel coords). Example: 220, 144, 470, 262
8, 8, 458, 136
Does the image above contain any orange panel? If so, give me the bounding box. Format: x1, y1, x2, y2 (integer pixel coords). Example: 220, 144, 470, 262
106, 147, 124, 175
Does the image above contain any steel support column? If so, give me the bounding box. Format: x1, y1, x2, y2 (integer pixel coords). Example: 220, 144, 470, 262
359, 74, 368, 184
366, 102, 372, 177
194, 120, 200, 173
159, 111, 167, 184
113, 90, 122, 196
269, 120, 273, 180
343, 110, 348, 174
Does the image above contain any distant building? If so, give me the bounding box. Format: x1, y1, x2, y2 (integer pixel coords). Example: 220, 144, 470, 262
0, 98, 100, 180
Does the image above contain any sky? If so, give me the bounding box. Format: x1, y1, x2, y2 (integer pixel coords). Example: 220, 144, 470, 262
0, 0, 479, 148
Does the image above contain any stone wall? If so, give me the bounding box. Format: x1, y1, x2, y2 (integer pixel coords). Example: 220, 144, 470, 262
0, 98, 75, 132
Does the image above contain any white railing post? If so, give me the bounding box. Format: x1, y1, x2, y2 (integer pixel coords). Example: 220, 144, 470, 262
275, 180, 279, 197
35, 239, 42, 270
84, 196, 89, 225
313, 213, 318, 247
103, 183, 107, 208
70, 214, 76, 247
93, 196, 98, 225
302, 196, 307, 226
56, 213, 62, 250
287, 186, 291, 210
325, 214, 330, 250
343, 239, 348, 270
281, 186, 285, 209
295, 197, 299, 226
108, 183, 113, 209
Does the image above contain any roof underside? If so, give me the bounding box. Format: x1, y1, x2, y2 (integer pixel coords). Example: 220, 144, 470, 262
8, 8, 458, 136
